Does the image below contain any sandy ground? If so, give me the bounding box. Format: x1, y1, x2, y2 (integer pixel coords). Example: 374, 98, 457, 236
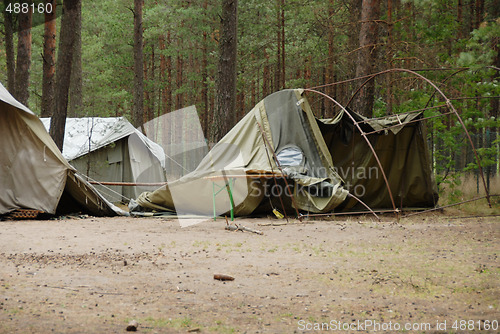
0, 213, 498, 333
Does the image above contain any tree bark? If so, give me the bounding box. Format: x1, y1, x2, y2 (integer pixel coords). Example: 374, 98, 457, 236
176, 49, 183, 110
143, 42, 150, 125
353, 0, 379, 117
275, 0, 281, 92
457, 0, 464, 40
263, 49, 270, 97
50, 0, 80, 151
475, 0, 484, 29
166, 31, 172, 114
159, 35, 167, 119
274, 0, 285, 91
386, 0, 393, 115
211, 0, 238, 143
132, 0, 144, 129
68, 0, 82, 117
14, 7, 32, 106
41, 0, 57, 118
348, 0, 362, 78
280, 0, 285, 89
326, 0, 335, 112
3, 0, 16, 93
201, 1, 209, 137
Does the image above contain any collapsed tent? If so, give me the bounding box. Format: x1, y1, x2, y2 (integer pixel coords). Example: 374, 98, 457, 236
0, 82, 118, 216
317, 109, 438, 211
131, 89, 438, 217
41, 117, 166, 203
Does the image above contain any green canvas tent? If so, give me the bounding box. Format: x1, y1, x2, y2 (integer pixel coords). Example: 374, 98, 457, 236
0, 82, 119, 216
41, 117, 167, 204
131, 89, 438, 217
317, 107, 438, 211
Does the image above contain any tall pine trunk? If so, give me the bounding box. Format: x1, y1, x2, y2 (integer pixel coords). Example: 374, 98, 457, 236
353, 0, 379, 117
275, 0, 281, 92
385, 0, 393, 115
3, 0, 15, 93
42, 0, 57, 118
15, 8, 32, 106
132, 0, 144, 129
280, 0, 285, 89
201, 5, 209, 137
211, 0, 238, 143
68, 0, 82, 117
50, 0, 80, 150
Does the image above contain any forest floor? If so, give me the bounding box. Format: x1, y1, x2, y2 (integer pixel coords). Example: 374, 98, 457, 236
0, 211, 498, 333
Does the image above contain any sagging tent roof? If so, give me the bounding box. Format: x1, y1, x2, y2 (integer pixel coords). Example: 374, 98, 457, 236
40, 117, 165, 165
40, 117, 167, 203
0, 82, 119, 216
317, 108, 438, 211
131, 89, 438, 217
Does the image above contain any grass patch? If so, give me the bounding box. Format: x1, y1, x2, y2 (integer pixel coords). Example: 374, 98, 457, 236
132, 316, 202, 331
208, 319, 236, 333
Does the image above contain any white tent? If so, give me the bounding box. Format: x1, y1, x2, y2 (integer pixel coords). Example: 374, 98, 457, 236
41, 117, 167, 203
0, 82, 119, 216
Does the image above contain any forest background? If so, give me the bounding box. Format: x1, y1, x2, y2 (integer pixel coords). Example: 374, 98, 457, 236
1, 0, 499, 203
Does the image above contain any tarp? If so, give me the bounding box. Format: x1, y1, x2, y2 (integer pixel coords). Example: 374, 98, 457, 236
0, 82, 119, 216
131, 89, 438, 216
41, 117, 167, 203
318, 108, 438, 210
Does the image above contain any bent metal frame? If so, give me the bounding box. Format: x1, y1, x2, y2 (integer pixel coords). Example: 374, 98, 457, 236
299, 67, 498, 220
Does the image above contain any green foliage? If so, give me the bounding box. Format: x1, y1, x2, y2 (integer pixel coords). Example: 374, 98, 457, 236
0, 0, 497, 177
457, 19, 500, 68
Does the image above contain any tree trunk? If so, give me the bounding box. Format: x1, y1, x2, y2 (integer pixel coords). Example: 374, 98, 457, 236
386, 0, 393, 115
457, 0, 464, 40
15, 8, 32, 106
475, 0, 484, 29
353, 0, 379, 117
49, 0, 80, 151
348, 0, 362, 78
41, 0, 57, 118
143, 43, 150, 126
159, 34, 167, 114
68, 0, 82, 117
263, 49, 270, 97
211, 0, 238, 143
166, 31, 172, 114
201, 2, 209, 137
3, 0, 16, 93
176, 50, 183, 110
280, 0, 285, 89
132, 0, 144, 129
275, 0, 281, 92
326, 0, 335, 110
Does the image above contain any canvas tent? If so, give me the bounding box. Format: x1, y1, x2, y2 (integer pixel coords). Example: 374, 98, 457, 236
317, 108, 438, 211
40, 117, 166, 203
0, 82, 119, 216
131, 89, 438, 217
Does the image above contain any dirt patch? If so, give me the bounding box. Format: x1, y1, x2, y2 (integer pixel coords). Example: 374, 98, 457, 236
0, 213, 498, 333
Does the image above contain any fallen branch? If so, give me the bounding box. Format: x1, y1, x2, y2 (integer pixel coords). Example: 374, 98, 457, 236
225, 220, 263, 235
225, 216, 264, 235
